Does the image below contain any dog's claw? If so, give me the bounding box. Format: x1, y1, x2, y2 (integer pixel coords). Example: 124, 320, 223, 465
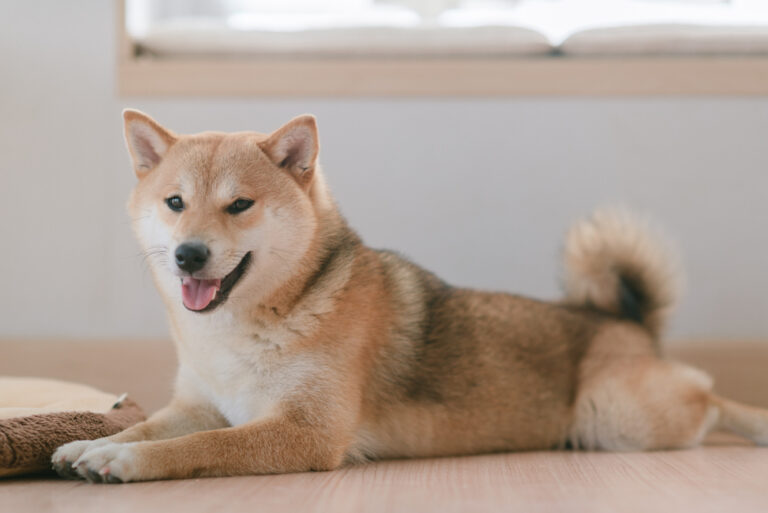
105, 474, 123, 484
53, 460, 81, 480
85, 468, 104, 483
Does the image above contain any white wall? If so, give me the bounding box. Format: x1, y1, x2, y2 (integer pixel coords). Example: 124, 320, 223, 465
1, 1, 766, 342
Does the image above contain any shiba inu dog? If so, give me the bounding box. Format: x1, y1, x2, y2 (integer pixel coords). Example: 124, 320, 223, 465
53, 110, 768, 483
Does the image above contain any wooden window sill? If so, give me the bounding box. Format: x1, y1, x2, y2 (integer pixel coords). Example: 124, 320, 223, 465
118, 54, 768, 97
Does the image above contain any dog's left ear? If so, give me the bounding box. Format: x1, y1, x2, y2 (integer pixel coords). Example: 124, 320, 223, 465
259, 115, 319, 188
123, 109, 177, 178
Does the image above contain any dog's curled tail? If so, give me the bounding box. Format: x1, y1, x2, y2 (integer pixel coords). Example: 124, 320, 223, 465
562, 208, 680, 339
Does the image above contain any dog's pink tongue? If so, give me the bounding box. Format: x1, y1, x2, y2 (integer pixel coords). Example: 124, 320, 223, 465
181, 277, 221, 311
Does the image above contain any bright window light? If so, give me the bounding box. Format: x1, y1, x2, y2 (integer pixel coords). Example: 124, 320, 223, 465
126, 0, 768, 54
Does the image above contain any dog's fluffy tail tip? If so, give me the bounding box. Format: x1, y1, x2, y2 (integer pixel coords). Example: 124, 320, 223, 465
562, 207, 681, 338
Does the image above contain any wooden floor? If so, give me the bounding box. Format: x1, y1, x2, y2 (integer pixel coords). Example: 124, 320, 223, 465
3, 338, 768, 512
3, 435, 768, 513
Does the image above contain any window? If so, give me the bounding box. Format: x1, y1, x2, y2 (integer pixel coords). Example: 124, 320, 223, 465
118, 0, 768, 95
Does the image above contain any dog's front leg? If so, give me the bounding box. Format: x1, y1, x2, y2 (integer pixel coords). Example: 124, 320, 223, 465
68, 414, 349, 483
110, 397, 229, 443
52, 397, 228, 480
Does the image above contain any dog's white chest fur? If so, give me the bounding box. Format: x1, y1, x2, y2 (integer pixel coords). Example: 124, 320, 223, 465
174, 310, 315, 427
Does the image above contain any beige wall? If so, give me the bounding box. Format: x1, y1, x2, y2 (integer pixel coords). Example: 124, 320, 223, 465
1, 1, 767, 341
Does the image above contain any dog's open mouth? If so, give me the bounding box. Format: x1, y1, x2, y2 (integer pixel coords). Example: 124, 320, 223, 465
180, 252, 252, 313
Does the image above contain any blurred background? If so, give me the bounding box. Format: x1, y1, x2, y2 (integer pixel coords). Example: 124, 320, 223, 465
1, 0, 767, 349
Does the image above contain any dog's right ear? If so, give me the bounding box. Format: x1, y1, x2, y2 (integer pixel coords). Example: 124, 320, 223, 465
123, 109, 176, 178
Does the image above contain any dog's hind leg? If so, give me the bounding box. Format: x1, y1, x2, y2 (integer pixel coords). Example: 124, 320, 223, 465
570, 353, 768, 451
569, 357, 722, 451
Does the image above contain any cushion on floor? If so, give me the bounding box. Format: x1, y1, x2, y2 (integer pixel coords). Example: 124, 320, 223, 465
0, 377, 145, 477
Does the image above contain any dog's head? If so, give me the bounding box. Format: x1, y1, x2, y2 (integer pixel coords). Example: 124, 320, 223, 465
124, 110, 324, 313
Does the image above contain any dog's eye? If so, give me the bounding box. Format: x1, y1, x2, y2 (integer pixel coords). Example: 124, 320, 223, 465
227, 198, 255, 215
165, 196, 184, 212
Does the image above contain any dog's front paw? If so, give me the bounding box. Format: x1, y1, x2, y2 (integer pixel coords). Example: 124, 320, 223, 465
69, 442, 143, 483
52, 438, 111, 479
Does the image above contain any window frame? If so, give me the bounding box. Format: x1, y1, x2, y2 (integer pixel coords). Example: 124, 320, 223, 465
117, 0, 768, 97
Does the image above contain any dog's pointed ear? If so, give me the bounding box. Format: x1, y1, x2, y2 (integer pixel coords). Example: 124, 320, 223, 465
259, 115, 319, 188
123, 109, 176, 178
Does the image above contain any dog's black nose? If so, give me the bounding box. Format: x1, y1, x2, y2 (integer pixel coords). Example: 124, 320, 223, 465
175, 242, 209, 273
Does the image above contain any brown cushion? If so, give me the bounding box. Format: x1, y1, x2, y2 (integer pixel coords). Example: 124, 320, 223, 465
0, 378, 145, 477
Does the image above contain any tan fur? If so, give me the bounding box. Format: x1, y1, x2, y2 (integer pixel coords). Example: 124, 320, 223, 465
51, 111, 768, 483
